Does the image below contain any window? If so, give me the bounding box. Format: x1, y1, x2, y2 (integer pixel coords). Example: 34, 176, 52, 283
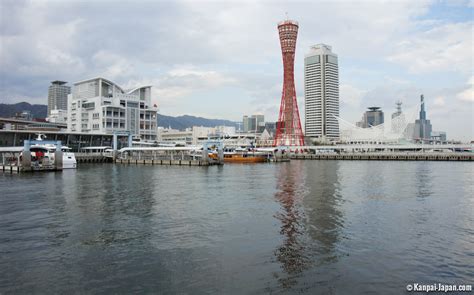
127, 101, 138, 108
83, 102, 95, 109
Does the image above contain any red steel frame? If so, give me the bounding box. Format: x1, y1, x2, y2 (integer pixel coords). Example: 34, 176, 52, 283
273, 20, 305, 147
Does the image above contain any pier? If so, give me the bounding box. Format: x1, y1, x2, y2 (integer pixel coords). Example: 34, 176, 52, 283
115, 158, 212, 166
290, 152, 474, 161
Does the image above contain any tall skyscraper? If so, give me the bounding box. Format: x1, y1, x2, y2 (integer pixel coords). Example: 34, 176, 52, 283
243, 115, 250, 132
274, 19, 305, 146
304, 44, 340, 141
414, 94, 432, 140
48, 81, 71, 116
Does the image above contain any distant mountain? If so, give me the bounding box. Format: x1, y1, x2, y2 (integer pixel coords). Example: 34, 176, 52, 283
0, 102, 47, 119
0, 102, 237, 129
157, 114, 237, 130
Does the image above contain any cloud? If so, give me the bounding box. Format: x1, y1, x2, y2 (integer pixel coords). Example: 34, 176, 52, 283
387, 22, 473, 74
434, 96, 446, 106
340, 84, 367, 107
456, 76, 474, 102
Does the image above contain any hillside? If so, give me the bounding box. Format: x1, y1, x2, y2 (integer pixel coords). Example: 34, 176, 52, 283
0, 102, 47, 119
157, 114, 237, 129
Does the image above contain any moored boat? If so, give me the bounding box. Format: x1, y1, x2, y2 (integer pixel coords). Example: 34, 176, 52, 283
31, 134, 77, 169
223, 152, 268, 163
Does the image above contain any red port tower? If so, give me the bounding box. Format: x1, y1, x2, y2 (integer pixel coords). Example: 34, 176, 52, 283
274, 19, 305, 147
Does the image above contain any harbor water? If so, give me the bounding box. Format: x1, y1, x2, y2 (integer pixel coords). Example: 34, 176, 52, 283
1, 161, 473, 294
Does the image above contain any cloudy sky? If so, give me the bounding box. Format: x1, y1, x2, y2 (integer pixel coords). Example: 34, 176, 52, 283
0, 0, 473, 140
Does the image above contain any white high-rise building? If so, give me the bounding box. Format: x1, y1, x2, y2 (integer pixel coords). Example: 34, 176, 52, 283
48, 81, 71, 116
304, 44, 340, 141
67, 77, 158, 140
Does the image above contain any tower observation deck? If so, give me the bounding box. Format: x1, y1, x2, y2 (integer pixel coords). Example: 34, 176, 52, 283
273, 20, 305, 147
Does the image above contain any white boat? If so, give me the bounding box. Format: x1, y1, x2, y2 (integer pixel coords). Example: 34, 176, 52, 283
31, 134, 77, 169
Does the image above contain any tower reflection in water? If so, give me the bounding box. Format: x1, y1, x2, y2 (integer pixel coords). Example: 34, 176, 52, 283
273, 161, 343, 290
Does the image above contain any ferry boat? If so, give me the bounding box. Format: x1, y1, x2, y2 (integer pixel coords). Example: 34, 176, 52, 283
31, 134, 77, 169
223, 147, 269, 163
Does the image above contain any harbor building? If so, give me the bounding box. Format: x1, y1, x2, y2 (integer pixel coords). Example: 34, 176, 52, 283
431, 131, 447, 142
304, 44, 340, 142
47, 109, 68, 124
158, 126, 237, 146
357, 107, 384, 128
48, 81, 70, 116
338, 103, 420, 144
242, 115, 253, 132
242, 114, 265, 133
67, 77, 158, 140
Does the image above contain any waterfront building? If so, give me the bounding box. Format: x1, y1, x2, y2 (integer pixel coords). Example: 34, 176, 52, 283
14, 110, 33, 121
67, 77, 158, 140
242, 114, 265, 133
48, 81, 71, 116
431, 131, 447, 142
254, 114, 265, 133
357, 107, 384, 128
264, 122, 276, 135
413, 94, 432, 141
337, 104, 419, 144
46, 109, 68, 124
304, 44, 340, 142
243, 116, 250, 132
159, 125, 237, 146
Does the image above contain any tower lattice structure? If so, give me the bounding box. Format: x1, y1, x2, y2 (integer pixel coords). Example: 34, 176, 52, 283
274, 20, 305, 147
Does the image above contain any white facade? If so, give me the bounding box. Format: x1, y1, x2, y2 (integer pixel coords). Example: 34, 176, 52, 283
304, 44, 340, 141
337, 103, 419, 144
47, 109, 68, 124
48, 81, 71, 116
67, 77, 158, 140
159, 126, 237, 145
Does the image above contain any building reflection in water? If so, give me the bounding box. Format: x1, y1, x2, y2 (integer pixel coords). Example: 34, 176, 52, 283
273, 161, 309, 289
303, 161, 343, 262
273, 160, 343, 289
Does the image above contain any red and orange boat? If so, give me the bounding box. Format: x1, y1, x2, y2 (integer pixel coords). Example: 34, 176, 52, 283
223, 152, 268, 163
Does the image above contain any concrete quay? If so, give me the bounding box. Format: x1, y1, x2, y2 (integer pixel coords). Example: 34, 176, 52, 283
115, 158, 212, 166
290, 152, 474, 161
